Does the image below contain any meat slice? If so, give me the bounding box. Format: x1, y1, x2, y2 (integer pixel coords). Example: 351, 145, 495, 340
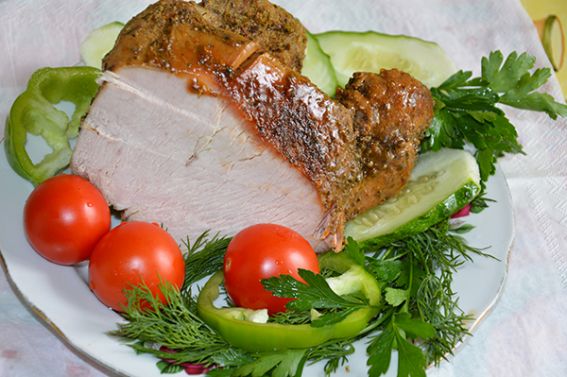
337, 70, 434, 218
72, 0, 433, 250
73, 67, 330, 249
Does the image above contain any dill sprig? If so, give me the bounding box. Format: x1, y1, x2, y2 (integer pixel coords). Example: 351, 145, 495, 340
182, 231, 231, 289
363, 219, 492, 374
307, 339, 356, 376
112, 282, 230, 365
269, 309, 312, 325
470, 188, 496, 214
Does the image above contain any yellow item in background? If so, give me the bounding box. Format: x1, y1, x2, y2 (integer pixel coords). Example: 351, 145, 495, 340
522, 0, 567, 98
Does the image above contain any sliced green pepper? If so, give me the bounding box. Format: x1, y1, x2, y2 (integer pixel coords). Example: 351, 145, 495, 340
196, 253, 381, 352
4, 67, 101, 185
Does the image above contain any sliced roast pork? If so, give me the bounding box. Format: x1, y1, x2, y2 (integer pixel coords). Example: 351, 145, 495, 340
71, 0, 433, 250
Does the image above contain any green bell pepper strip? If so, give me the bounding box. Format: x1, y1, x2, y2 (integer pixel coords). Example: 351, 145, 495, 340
4, 67, 101, 186
196, 252, 382, 352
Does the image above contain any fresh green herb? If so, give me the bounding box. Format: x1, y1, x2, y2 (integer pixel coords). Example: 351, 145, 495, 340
114, 234, 374, 377
269, 309, 312, 325
113, 282, 231, 366
384, 287, 408, 307
363, 220, 490, 376
307, 339, 356, 376
469, 188, 496, 214
156, 360, 184, 374
343, 237, 365, 266
367, 313, 435, 377
365, 259, 403, 285
182, 231, 231, 289
262, 269, 370, 327
209, 349, 307, 377
422, 50, 567, 185
114, 221, 492, 377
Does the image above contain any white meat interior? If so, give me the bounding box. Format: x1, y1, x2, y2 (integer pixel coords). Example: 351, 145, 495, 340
71, 68, 326, 247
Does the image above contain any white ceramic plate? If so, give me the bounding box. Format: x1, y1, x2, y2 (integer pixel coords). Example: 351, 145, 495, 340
0, 145, 513, 377
0, 2, 514, 376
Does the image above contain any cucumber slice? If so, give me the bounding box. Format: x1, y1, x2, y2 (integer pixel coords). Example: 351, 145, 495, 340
301, 32, 339, 96
345, 149, 481, 245
80, 22, 124, 69
315, 31, 456, 88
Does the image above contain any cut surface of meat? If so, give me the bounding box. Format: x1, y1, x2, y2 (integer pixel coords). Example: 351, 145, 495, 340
72, 0, 434, 250
72, 67, 329, 249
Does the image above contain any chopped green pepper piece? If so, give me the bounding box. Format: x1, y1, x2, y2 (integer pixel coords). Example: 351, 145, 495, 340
196, 253, 381, 352
4, 67, 101, 185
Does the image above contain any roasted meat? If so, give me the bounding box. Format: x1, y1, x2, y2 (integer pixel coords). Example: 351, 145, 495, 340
71, 0, 433, 250
337, 70, 434, 218
201, 0, 307, 71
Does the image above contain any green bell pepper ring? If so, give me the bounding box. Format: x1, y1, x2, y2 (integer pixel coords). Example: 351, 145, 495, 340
196, 253, 381, 352
4, 67, 101, 186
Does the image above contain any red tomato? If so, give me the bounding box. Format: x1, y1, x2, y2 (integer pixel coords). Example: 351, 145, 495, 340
223, 224, 319, 314
89, 221, 185, 312
24, 174, 110, 265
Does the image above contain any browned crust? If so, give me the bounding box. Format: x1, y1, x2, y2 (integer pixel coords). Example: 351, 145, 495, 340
104, 0, 257, 72
104, 0, 307, 73
201, 0, 307, 71
337, 70, 434, 217
227, 53, 360, 241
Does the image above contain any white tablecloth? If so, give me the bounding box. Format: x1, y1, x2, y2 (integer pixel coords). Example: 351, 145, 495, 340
1, 0, 566, 376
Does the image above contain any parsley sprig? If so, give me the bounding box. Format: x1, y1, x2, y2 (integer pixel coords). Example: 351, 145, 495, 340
262, 269, 371, 327
422, 50, 567, 184
367, 312, 435, 377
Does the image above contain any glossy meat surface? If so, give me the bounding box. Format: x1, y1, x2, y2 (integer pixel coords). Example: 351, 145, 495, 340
337, 70, 434, 217
228, 53, 360, 243
104, 0, 306, 73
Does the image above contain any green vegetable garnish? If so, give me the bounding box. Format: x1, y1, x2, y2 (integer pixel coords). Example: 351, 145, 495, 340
181, 231, 232, 289
114, 223, 487, 377
114, 243, 382, 377
422, 50, 567, 184
196, 252, 381, 352
364, 220, 491, 375
345, 149, 481, 244
80, 21, 124, 69
4, 67, 100, 185
368, 313, 436, 377
263, 253, 381, 327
